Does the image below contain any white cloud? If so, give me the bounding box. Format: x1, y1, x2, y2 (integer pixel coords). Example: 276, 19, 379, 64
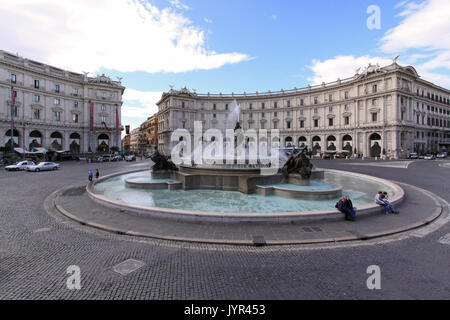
307, 55, 394, 85
169, 0, 190, 10
381, 0, 450, 53
308, 0, 450, 88
122, 88, 163, 118
204, 18, 213, 24
379, 0, 450, 87
0, 0, 249, 74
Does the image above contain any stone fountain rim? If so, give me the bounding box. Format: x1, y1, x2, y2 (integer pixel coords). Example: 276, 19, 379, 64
86, 168, 405, 223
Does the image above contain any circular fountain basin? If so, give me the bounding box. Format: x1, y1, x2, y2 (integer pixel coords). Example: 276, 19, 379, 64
87, 169, 404, 223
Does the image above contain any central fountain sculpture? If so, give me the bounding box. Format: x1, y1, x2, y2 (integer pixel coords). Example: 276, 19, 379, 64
124, 117, 341, 200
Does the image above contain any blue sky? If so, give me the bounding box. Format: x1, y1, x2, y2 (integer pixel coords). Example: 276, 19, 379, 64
1, 0, 450, 133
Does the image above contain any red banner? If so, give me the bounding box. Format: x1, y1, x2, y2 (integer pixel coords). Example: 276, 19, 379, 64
90, 102, 94, 132
116, 107, 120, 136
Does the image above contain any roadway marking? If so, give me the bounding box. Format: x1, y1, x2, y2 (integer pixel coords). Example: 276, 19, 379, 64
438, 162, 450, 169
343, 161, 415, 169
33, 227, 52, 233
438, 233, 450, 245
113, 259, 145, 275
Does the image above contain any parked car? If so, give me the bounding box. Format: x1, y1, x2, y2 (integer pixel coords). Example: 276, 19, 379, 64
102, 155, 114, 162
424, 154, 436, 160
5, 160, 36, 171
125, 155, 136, 162
112, 155, 123, 161
26, 162, 60, 172
408, 153, 419, 159
436, 152, 447, 159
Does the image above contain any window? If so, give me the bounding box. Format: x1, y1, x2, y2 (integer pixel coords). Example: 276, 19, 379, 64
53, 111, 61, 121
249, 113, 253, 118
249, 103, 252, 110
225, 104, 229, 110
73, 114, 79, 123
33, 109, 40, 120
262, 112, 265, 118
287, 121, 291, 129
73, 88, 79, 96
300, 99, 304, 106
314, 97, 318, 104
10, 74, 16, 83
201, 104, 204, 110
213, 114, 216, 118
372, 113, 378, 122
328, 94, 333, 102
34, 80, 39, 88
314, 108, 318, 114
345, 91, 349, 99
55, 84, 60, 93
13, 106, 18, 117
314, 119, 319, 127
329, 106, 333, 112
329, 118, 334, 126
372, 99, 377, 105
54, 98, 60, 105
261, 122, 265, 129
344, 116, 350, 125
273, 121, 278, 129
300, 120, 305, 128
213, 104, 216, 110
182, 101, 185, 108
274, 102, 278, 108
287, 100, 291, 107
74, 101, 78, 108
101, 115, 107, 123
372, 84, 377, 93
274, 112, 278, 117
345, 104, 349, 111
287, 111, 291, 116
300, 110, 304, 115
101, 104, 106, 111
33, 95, 40, 102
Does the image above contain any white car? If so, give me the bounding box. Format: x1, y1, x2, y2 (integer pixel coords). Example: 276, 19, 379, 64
424, 154, 436, 160
26, 162, 60, 172
436, 152, 447, 159
5, 161, 35, 171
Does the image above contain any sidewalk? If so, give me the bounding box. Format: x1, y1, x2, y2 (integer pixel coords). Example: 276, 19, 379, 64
51, 182, 444, 246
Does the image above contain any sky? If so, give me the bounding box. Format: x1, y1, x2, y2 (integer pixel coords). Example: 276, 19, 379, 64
1, 0, 450, 134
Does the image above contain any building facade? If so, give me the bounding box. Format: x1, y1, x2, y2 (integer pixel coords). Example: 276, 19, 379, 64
156, 61, 450, 158
129, 128, 140, 154
139, 115, 158, 153
0, 50, 125, 153
121, 134, 131, 152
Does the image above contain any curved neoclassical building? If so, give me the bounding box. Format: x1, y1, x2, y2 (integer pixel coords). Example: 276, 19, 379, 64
157, 61, 450, 158
0, 50, 125, 154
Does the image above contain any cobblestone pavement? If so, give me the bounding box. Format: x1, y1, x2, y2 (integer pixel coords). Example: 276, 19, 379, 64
0, 159, 449, 299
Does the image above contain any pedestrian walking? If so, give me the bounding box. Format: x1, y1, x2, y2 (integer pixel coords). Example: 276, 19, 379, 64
88, 169, 94, 182
95, 169, 100, 180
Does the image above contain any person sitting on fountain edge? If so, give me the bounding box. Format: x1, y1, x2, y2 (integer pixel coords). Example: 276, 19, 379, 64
335, 197, 354, 221
344, 195, 357, 220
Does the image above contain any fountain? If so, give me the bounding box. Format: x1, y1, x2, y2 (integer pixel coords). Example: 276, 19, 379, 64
87, 102, 404, 222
